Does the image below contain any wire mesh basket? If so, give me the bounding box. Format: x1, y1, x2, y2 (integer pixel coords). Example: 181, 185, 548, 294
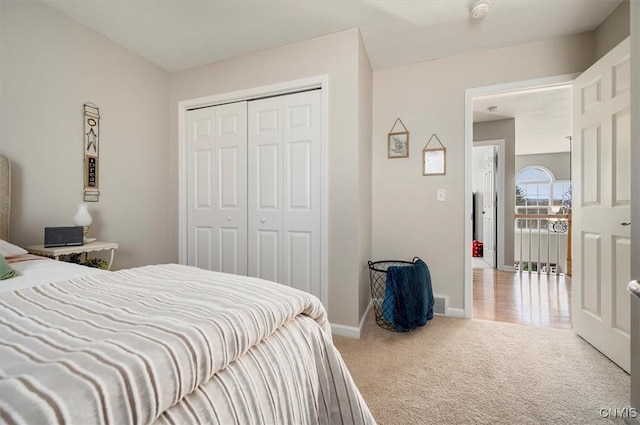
368, 257, 420, 332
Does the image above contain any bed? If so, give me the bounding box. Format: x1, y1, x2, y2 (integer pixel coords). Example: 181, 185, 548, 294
0, 155, 375, 425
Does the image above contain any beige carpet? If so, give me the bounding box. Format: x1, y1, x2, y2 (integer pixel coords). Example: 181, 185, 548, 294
333, 314, 630, 425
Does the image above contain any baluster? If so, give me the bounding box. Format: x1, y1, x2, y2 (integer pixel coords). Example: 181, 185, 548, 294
547, 220, 551, 274
537, 217, 542, 274
519, 217, 523, 273
556, 220, 560, 276
528, 219, 532, 274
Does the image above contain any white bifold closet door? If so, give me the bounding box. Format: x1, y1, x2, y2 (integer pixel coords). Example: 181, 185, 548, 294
186, 101, 248, 275
248, 90, 322, 295
186, 90, 322, 298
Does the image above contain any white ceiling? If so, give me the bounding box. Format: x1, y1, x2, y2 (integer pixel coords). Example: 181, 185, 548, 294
473, 85, 573, 156
40, 0, 622, 73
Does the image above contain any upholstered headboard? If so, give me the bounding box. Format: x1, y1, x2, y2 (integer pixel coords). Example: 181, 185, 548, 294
0, 155, 10, 241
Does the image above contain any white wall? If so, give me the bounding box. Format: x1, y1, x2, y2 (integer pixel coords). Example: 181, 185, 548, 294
0, 1, 172, 269
357, 33, 374, 320
516, 153, 571, 181
169, 28, 371, 328
373, 33, 595, 310
595, 0, 630, 60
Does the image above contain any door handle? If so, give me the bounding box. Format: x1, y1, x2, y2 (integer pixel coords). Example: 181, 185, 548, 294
621, 222, 631, 226
261, 218, 266, 223
227, 216, 232, 221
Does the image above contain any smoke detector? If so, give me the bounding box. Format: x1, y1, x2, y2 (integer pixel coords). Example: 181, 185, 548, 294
469, 0, 491, 19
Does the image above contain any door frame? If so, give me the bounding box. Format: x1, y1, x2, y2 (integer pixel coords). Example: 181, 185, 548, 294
463, 73, 578, 318
631, 0, 640, 416
473, 139, 504, 270
177, 75, 329, 307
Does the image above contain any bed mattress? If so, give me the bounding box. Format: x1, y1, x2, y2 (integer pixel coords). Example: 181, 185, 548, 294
0, 263, 375, 424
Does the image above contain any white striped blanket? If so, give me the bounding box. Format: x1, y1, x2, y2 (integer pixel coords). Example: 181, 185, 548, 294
0, 264, 375, 425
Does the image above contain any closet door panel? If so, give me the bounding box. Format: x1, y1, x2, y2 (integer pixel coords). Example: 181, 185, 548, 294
248, 97, 284, 281
218, 147, 239, 208
257, 230, 279, 282
187, 107, 218, 270
257, 144, 279, 210
215, 102, 248, 275
288, 231, 312, 293
187, 102, 247, 275
248, 90, 321, 295
283, 91, 322, 297
219, 228, 239, 274
287, 141, 311, 209
195, 227, 214, 270
194, 150, 213, 208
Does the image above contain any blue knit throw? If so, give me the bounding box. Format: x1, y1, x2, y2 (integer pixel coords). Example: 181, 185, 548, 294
383, 259, 434, 331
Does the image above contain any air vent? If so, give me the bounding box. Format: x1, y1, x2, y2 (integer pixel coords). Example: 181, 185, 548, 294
433, 296, 447, 315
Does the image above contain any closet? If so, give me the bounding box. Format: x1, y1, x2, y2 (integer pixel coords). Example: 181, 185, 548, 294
186, 90, 322, 298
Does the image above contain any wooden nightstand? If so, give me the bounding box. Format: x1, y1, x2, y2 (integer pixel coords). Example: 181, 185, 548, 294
26, 241, 119, 270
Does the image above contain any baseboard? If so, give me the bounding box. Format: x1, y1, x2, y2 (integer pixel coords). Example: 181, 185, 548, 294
331, 300, 372, 339
444, 307, 465, 318
331, 302, 463, 337
499, 265, 518, 272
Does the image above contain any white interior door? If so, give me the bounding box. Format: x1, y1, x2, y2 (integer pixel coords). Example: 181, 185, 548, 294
186, 101, 248, 275
282, 91, 322, 296
248, 96, 284, 282
572, 38, 631, 372
482, 146, 496, 267
248, 90, 322, 297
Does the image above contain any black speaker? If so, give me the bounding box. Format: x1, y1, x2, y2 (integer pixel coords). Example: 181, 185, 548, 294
44, 227, 83, 248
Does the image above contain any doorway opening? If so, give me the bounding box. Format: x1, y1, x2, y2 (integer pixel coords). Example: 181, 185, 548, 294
471, 140, 504, 270
464, 74, 577, 328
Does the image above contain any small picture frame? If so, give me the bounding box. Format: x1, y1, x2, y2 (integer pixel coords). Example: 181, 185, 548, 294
388, 132, 409, 158
423, 147, 446, 175
422, 133, 447, 176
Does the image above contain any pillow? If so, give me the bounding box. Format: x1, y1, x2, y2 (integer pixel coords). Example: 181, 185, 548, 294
0, 239, 28, 258
0, 256, 21, 280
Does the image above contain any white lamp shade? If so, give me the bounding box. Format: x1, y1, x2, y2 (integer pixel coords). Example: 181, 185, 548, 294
73, 203, 93, 227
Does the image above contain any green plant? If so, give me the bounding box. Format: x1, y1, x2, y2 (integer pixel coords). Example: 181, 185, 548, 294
82, 258, 108, 269
66, 253, 108, 269
69, 253, 82, 264
518, 262, 538, 272
515, 185, 526, 206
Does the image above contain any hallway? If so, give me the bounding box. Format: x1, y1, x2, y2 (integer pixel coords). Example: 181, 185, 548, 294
473, 268, 572, 329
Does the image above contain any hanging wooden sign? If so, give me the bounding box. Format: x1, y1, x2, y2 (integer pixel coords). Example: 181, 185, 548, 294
83, 103, 100, 202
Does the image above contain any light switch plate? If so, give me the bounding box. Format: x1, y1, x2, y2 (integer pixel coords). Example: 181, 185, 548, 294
437, 188, 446, 202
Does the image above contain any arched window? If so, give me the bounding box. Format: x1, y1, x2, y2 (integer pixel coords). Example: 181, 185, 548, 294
516, 166, 571, 215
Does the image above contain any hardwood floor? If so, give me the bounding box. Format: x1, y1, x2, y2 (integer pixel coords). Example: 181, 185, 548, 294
473, 267, 572, 329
